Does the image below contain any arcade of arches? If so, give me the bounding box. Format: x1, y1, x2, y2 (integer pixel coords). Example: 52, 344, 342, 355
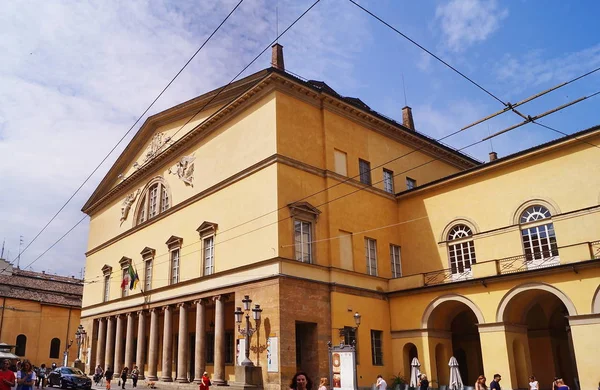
394, 282, 600, 390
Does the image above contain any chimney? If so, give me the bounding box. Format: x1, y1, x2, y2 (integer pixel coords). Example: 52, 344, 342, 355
489, 151, 498, 162
271, 43, 285, 71
402, 106, 415, 131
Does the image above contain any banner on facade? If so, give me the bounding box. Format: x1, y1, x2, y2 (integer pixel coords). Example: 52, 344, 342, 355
329, 343, 357, 390
267, 336, 278, 372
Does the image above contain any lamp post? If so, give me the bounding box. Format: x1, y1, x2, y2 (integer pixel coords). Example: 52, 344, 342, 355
74, 325, 86, 363
234, 295, 263, 366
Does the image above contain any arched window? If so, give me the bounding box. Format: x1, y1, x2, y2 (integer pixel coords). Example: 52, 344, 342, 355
520, 205, 559, 261
135, 177, 171, 225
447, 224, 476, 275
49, 338, 61, 359
15, 334, 26, 356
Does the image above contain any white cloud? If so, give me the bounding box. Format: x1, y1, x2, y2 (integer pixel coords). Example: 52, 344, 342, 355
0, 0, 371, 276
494, 44, 600, 96
435, 0, 508, 52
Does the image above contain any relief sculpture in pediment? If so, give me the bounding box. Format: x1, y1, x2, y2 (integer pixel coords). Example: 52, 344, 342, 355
169, 154, 195, 187
120, 189, 141, 225
133, 132, 172, 170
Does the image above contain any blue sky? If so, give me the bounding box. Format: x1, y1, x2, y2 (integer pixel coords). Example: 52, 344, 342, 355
0, 0, 599, 276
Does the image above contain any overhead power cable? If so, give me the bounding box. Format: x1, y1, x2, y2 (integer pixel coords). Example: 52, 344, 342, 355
15, 0, 247, 260
21, 0, 323, 272
346, 0, 507, 106
461, 66, 600, 131
533, 121, 600, 150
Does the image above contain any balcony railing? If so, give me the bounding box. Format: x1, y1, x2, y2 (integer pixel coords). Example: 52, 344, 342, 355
591, 240, 600, 259
498, 251, 560, 275
424, 267, 472, 286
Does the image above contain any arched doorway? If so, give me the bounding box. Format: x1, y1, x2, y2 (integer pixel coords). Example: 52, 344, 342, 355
498, 285, 579, 389
403, 343, 418, 379
423, 296, 484, 386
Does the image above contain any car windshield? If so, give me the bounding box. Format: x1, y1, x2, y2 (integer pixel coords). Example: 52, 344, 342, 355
61, 368, 84, 375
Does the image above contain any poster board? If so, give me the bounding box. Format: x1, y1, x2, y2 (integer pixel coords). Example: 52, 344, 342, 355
267, 336, 279, 372
329, 343, 357, 390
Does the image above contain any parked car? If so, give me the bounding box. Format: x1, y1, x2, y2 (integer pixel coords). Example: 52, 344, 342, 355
47, 367, 92, 390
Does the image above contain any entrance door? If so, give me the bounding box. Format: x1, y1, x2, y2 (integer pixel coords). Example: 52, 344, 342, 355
295, 322, 318, 381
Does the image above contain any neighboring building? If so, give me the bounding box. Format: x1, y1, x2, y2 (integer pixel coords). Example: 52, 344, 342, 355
80, 45, 600, 390
0, 259, 83, 367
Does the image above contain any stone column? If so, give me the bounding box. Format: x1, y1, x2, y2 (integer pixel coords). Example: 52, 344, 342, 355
114, 314, 125, 374
136, 311, 147, 379
96, 318, 107, 372
193, 300, 206, 383
146, 309, 159, 381
175, 303, 189, 383
212, 295, 226, 386
160, 306, 173, 382
124, 312, 135, 372
105, 316, 116, 371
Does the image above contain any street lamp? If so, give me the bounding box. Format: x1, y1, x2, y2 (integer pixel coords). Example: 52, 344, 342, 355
75, 325, 86, 364
235, 295, 263, 366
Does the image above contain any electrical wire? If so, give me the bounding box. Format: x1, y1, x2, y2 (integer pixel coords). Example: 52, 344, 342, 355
533, 121, 600, 150
346, 0, 507, 106
14, 0, 247, 261
17, 0, 323, 274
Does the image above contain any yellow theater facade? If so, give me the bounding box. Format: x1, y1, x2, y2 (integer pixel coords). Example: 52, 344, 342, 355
80, 46, 600, 390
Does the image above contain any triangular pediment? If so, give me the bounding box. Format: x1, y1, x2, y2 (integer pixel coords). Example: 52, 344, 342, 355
165, 235, 183, 248
288, 201, 322, 218
101, 264, 113, 275
196, 221, 218, 237
140, 247, 156, 258
119, 256, 132, 268
81, 69, 272, 214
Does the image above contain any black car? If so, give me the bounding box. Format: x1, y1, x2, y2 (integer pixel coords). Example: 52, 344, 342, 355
47, 367, 92, 390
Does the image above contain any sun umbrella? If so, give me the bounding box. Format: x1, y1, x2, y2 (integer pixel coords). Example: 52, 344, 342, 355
448, 356, 464, 390
409, 357, 421, 387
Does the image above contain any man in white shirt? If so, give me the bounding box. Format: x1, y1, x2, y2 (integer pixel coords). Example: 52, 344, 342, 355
376, 375, 387, 390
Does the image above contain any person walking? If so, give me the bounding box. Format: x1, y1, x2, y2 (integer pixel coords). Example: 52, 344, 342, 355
419, 374, 429, 390
0, 360, 16, 390
555, 379, 569, 390
130, 366, 139, 389
37, 365, 47, 389
120, 367, 128, 390
17, 360, 36, 390
105, 366, 114, 390
529, 376, 539, 390
290, 372, 312, 390
376, 375, 387, 390
318, 377, 328, 390
199, 372, 211, 390
475, 375, 488, 390
490, 374, 501, 390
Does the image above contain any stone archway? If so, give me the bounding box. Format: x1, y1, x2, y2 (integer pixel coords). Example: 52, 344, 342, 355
497, 283, 579, 388
423, 295, 485, 386
402, 343, 418, 380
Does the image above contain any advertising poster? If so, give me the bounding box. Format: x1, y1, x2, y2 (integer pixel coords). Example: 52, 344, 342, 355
267, 336, 279, 372
331, 350, 356, 390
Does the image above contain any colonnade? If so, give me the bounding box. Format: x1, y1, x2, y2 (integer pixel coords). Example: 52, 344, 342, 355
94, 296, 227, 384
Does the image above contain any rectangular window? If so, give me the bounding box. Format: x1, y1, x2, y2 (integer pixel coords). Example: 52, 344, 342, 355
103, 275, 110, 302
406, 177, 416, 190
522, 223, 559, 261
343, 326, 356, 346
294, 220, 313, 263
122, 269, 129, 297
170, 249, 180, 284
149, 185, 159, 218
161, 186, 170, 212
225, 332, 234, 364
365, 238, 378, 276
359, 159, 371, 185
338, 230, 354, 271
390, 245, 402, 278
206, 333, 215, 363
449, 241, 476, 274
383, 169, 394, 193
334, 149, 348, 176
204, 236, 215, 275
370, 330, 383, 366
145, 260, 153, 291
